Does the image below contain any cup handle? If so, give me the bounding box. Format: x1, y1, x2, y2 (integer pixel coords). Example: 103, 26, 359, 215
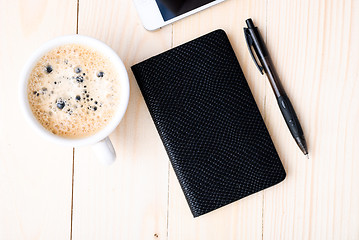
91, 137, 116, 165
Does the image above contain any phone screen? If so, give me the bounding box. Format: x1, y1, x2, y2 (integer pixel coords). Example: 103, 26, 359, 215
155, 0, 216, 21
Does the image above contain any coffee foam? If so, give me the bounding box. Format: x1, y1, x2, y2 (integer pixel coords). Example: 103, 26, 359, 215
27, 44, 121, 138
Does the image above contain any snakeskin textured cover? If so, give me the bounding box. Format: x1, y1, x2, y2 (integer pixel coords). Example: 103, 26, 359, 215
131, 29, 286, 217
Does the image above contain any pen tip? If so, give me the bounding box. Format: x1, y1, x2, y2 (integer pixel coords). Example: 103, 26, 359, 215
305, 154, 309, 159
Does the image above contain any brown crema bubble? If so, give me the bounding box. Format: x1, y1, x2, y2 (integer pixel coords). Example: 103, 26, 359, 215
27, 44, 121, 138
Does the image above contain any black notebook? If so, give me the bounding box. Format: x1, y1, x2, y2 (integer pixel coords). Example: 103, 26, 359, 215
131, 29, 286, 217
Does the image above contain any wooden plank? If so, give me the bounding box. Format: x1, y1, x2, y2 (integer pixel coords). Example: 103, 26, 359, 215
0, 0, 76, 239
168, 1, 267, 239
71, 0, 172, 239
2, 0, 356, 239
263, 0, 359, 239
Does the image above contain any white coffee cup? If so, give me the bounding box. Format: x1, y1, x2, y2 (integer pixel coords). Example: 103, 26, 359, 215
19, 35, 130, 164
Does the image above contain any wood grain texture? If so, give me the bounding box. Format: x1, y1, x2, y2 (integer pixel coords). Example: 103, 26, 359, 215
1, 0, 359, 239
72, 0, 172, 239
263, 0, 359, 239
0, 0, 76, 239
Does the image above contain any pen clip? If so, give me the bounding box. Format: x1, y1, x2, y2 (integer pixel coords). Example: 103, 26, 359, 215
244, 28, 264, 75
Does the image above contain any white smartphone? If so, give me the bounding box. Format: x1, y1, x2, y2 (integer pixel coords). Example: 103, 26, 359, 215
133, 0, 227, 31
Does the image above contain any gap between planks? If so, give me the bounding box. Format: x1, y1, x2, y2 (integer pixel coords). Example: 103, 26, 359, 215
70, 148, 75, 240
262, 1, 269, 239
71, 1, 79, 239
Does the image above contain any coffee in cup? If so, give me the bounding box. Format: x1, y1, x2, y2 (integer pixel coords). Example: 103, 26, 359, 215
20, 35, 129, 164
27, 44, 121, 138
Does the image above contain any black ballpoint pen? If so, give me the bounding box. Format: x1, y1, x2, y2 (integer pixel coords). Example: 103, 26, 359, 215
244, 18, 308, 157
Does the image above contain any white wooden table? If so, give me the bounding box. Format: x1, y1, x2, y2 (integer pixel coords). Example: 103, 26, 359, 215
1, 0, 358, 239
